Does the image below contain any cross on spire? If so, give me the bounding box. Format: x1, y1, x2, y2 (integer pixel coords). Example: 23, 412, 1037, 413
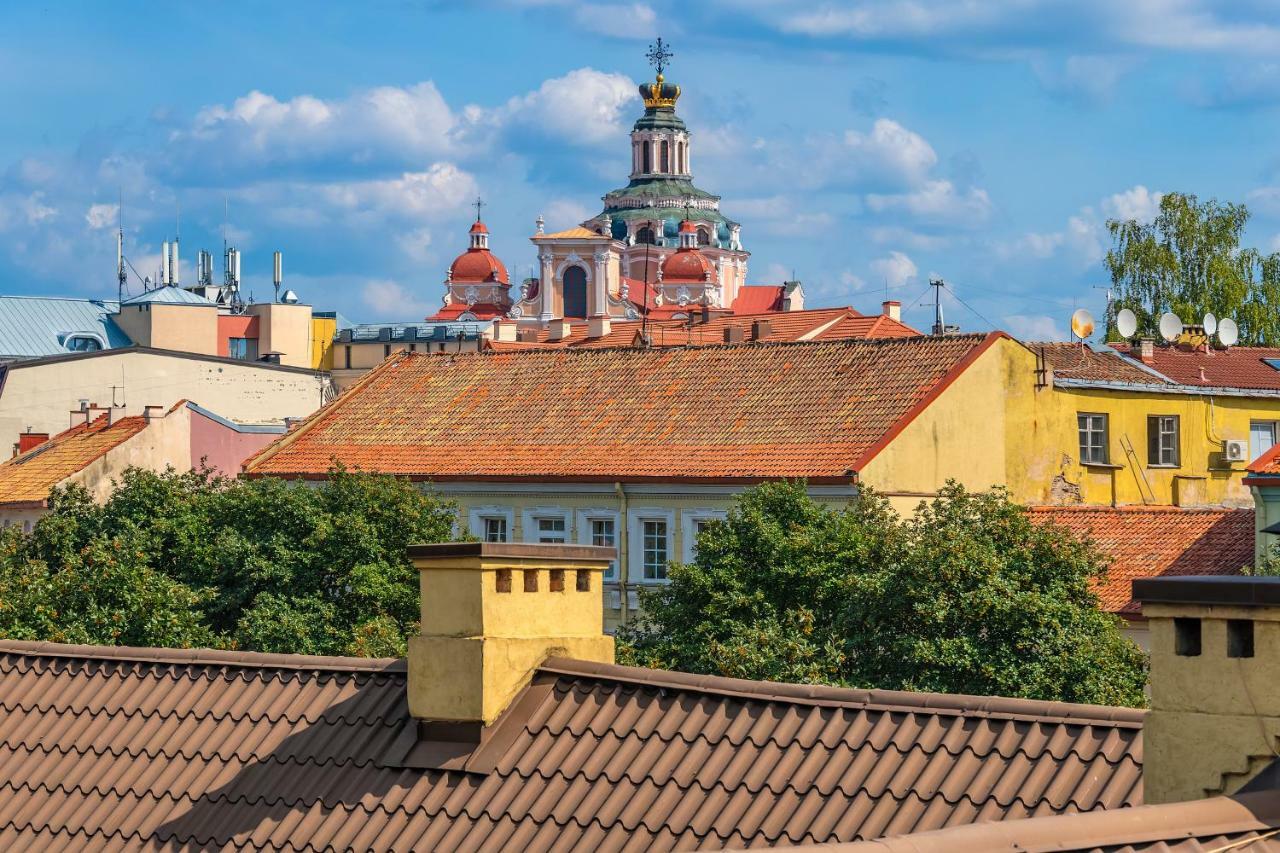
473, 195, 486, 222
646, 37, 673, 76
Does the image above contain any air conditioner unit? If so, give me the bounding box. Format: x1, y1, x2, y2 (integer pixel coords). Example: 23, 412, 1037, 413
1223, 439, 1249, 462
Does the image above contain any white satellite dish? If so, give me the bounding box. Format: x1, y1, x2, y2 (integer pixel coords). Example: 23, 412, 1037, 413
1203, 313, 1217, 335
1158, 312, 1182, 343
1116, 308, 1138, 339
1070, 308, 1095, 340
1218, 317, 1239, 347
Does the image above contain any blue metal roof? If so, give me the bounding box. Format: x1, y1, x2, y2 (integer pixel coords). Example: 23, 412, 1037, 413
120, 286, 216, 306
0, 296, 132, 360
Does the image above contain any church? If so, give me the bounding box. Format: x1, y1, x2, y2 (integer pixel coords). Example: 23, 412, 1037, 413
430, 41, 803, 327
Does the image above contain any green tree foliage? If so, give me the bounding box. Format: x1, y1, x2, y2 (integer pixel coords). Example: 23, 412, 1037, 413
618, 481, 1148, 707
1106, 192, 1280, 345
0, 466, 456, 656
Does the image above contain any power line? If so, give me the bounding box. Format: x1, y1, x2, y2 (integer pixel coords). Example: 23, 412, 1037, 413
943, 282, 999, 330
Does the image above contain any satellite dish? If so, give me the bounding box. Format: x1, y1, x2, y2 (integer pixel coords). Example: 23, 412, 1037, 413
1158, 312, 1182, 343
1070, 308, 1095, 340
1203, 313, 1217, 335
1219, 317, 1239, 347
1116, 308, 1138, 339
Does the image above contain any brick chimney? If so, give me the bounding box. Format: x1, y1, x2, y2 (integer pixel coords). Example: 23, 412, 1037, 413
882, 300, 902, 322
1135, 576, 1280, 804
406, 542, 615, 727
723, 325, 744, 344
751, 319, 772, 342
516, 327, 540, 344
1139, 337, 1156, 364
17, 431, 48, 455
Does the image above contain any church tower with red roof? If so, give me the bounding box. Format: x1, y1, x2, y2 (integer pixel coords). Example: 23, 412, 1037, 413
429, 207, 512, 321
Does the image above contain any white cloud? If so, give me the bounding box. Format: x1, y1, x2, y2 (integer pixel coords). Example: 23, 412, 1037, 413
396, 227, 435, 264
1002, 184, 1160, 267
499, 68, 636, 146
841, 270, 867, 291
870, 250, 918, 288
363, 279, 431, 319
1003, 313, 1066, 341
85, 203, 118, 230
866, 180, 993, 225
543, 198, 591, 230
1032, 54, 1135, 103
842, 119, 938, 187
573, 3, 657, 38
867, 226, 952, 250
319, 164, 478, 219
0, 192, 56, 231
1102, 185, 1163, 222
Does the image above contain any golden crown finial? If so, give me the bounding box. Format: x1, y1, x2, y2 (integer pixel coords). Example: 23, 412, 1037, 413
641, 38, 680, 109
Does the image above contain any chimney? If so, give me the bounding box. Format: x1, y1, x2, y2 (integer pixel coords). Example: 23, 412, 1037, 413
143, 405, 164, 422
492, 320, 517, 343
587, 316, 611, 339
85, 403, 107, 424
17, 431, 48, 455
751, 319, 773, 342
107, 405, 124, 426
1135, 576, 1280, 804
69, 407, 90, 428
516, 327, 540, 344
882, 300, 902, 322
723, 325, 744, 344
1139, 337, 1156, 365
547, 319, 572, 342
406, 542, 615, 729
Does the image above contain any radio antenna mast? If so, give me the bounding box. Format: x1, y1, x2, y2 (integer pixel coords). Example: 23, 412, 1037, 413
116, 191, 127, 302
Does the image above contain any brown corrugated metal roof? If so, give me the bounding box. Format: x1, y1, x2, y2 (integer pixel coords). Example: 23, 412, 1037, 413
0, 640, 1144, 851
791, 788, 1280, 852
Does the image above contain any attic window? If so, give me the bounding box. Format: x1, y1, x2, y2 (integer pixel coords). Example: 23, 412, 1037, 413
1228, 619, 1255, 658
1175, 617, 1202, 657
63, 334, 103, 352
1264, 358, 1280, 371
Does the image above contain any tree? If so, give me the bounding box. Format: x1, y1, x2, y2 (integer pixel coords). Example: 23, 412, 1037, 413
1105, 192, 1280, 345
0, 466, 457, 656
618, 481, 1148, 707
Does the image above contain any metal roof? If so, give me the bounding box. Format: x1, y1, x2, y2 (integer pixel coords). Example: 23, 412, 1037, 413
0, 295, 131, 360
119, 286, 216, 306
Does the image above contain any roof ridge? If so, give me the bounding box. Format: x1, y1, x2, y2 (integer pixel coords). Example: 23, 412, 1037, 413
1028, 505, 1251, 515
0, 639, 405, 673
538, 657, 1146, 726
469, 332, 991, 359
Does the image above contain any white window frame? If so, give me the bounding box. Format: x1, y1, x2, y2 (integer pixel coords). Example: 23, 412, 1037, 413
628, 509, 675, 584
1252, 420, 1279, 462
522, 506, 571, 544
681, 509, 727, 563
467, 505, 514, 543
576, 508, 621, 580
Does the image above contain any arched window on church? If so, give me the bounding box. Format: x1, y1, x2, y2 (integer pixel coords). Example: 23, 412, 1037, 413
677, 141, 685, 173
636, 225, 656, 245
697, 226, 710, 246
562, 266, 588, 319
660, 140, 669, 173
642, 143, 651, 174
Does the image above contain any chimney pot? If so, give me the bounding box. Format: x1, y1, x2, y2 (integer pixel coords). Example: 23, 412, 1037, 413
405, 542, 615, 727
1139, 337, 1156, 364
17, 431, 48, 455
882, 300, 902, 322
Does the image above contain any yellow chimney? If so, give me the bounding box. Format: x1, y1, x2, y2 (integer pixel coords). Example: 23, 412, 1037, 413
406, 542, 616, 726
1136, 576, 1280, 804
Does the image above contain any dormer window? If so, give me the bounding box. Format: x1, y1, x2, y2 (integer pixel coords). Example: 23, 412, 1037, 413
63, 334, 104, 352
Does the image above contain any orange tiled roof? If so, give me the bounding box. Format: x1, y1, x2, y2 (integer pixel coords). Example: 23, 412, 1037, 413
1035, 342, 1172, 386
0, 413, 149, 507
246, 334, 1002, 482
1112, 342, 1280, 390
730, 284, 786, 314
1028, 505, 1254, 616
813, 313, 921, 341
1249, 442, 1280, 476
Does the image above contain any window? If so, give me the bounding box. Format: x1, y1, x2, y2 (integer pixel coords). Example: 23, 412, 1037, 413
227, 337, 258, 361
635, 225, 656, 245
1078, 413, 1109, 464
64, 335, 103, 352
682, 511, 727, 562
1228, 619, 1255, 658
696, 227, 710, 246
383, 344, 392, 358
642, 142, 651, 173
590, 517, 617, 579
535, 516, 566, 543
343, 345, 352, 369
482, 516, 507, 543
1175, 617, 1202, 657
660, 140, 670, 172
1147, 415, 1180, 466
1252, 421, 1278, 461
642, 519, 669, 581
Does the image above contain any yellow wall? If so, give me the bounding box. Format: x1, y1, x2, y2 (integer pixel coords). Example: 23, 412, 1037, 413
311, 316, 336, 371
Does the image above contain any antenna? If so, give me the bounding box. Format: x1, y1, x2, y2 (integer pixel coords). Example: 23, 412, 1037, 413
161, 241, 170, 287
930, 277, 945, 335
273, 250, 282, 303
1070, 308, 1095, 343
1115, 307, 1137, 339
1218, 317, 1239, 347
1158, 312, 1182, 343
170, 236, 180, 288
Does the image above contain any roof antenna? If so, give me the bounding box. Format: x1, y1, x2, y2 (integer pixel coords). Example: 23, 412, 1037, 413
116, 190, 127, 303
930, 277, 946, 336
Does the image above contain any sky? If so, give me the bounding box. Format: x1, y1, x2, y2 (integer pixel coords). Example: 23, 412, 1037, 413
4, 1, 1280, 338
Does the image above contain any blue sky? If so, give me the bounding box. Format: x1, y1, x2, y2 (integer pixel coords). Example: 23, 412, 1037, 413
4, 1, 1280, 338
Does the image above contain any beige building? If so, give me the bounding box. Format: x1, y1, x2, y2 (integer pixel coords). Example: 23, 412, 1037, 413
0, 346, 330, 453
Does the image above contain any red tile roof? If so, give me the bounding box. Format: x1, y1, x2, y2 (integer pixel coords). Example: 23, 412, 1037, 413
245, 334, 1003, 482
731, 284, 787, 314
0, 413, 149, 507
0, 640, 1145, 850
1249, 442, 1280, 476
813, 313, 921, 341
1111, 342, 1280, 390
1036, 343, 1171, 386
1028, 506, 1255, 617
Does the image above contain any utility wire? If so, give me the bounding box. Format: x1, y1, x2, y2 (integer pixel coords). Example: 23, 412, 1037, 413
943, 282, 1000, 331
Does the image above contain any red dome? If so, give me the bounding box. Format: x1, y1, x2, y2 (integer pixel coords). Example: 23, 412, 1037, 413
469, 220, 489, 234
660, 248, 716, 283
449, 248, 509, 284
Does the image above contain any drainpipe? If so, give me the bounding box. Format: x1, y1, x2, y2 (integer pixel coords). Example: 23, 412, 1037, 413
614, 481, 630, 626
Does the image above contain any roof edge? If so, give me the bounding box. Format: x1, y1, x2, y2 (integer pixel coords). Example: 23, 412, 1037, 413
538, 656, 1146, 725
0, 639, 404, 673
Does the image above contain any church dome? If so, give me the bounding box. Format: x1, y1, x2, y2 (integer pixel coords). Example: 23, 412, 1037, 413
661, 222, 716, 282
448, 218, 509, 284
